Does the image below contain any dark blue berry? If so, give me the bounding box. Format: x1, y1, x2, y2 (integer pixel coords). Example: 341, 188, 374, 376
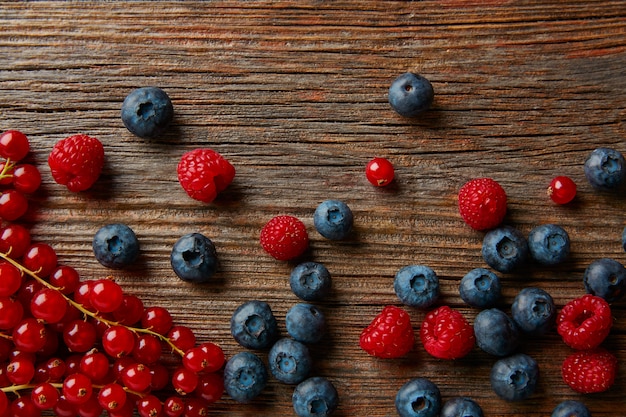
459, 268, 501, 308
474, 308, 520, 357
92, 223, 139, 269
230, 300, 279, 350
388, 72, 434, 117
551, 400, 591, 417
481, 225, 528, 273
511, 287, 556, 335
313, 199, 354, 240
394, 265, 440, 309
440, 397, 484, 417
285, 303, 326, 344
528, 224, 570, 265
490, 353, 538, 401
121, 87, 174, 138
268, 338, 312, 385
584, 147, 626, 191
170, 233, 218, 283
622, 226, 626, 252
223, 351, 268, 403
290, 262, 332, 301
292, 376, 339, 417
583, 257, 626, 302
395, 377, 441, 417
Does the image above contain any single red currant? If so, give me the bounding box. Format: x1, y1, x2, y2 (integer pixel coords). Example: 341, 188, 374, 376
7, 355, 36, 385
183, 346, 211, 373
0, 261, 23, 297
62, 372, 93, 405
73, 280, 95, 310
0, 223, 31, 258
195, 372, 224, 404
199, 342, 225, 372
31, 382, 60, 410
121, 362, 152, 392
0, 189, 28, 221
30, 288, 68, 324
89, 278, 123, 313
111, 294, 144, 326
0, 130, 30, 161
163, 396, 185, 417
12, 317, 48, 352
80, 350, 110, 382
141, 306, 173, 335
149, 362, 169, 391
63, 319, 98, 353
136, 394, 162, 417
48, 265, 80, 295
43, 357, 67, 382
75, 395, 103, 417
97, 383, 127, 412
12, 164, 42, 194
172, 366, 199, 395
184, 397, 210, 417
167, 325, 196, 352
102, 325, 136, 358
52, 397, 79, 417
366, 157, 395, 187
10, 396, 42, 417
132, 334, 163, 365
22, 242, 58, 278
0, 296, 24, 330
548, 175, 577, 204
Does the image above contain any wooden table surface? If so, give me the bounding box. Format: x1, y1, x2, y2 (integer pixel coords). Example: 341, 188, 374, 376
1, 1, 625, 416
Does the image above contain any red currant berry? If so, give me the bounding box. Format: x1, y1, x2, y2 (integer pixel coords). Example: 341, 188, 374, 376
12, 164, 41, 194
0, 338, 12, 362
195, 372, 224, 404
167, 325, 196, 352
49, 265, 80, 295
63, 320, 98, 353
102, 325, 136, 358
80, 350, 110, 382
43, 357, 67, 382
97, 383, 127, 412
163, 396, 185, 417
89, 278, 123, 313
12, 318, 47, 352
22, 242, 58, 278
149, 362, 169, 391
7, 356, 36, 385
184, 397, 210, 417
132, 334, 163, 365
107, 398, 135, 417
30, 288, 68, 324
366, 157, 395, 187
111, 294, 144, 326
0, 391, 6, 416
0, 189, 28, 221
121, 362, 152, 392
110, 356, 135, 383
137, 394, 162, 417
199, 342, 225, 372
73, 280, 95, 311
548, 175, 577, 205
10, 396, 42, 417
0, 223, 31, 258
31, 382, 60, 410
141, 306, 173, 335
62, 372, 93, 405
172, 366, 199, 395
16, 277, 43, 312
183, 346, 211, 373
53, 397, 79, 417
0, 296, 24, 330
75, 395, 103, 417
0, 130, 30, 161
0, 261, 24, 297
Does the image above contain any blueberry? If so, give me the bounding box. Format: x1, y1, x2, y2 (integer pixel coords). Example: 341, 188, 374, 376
170, 233, 218, 283
92, 223, 139, 269
459, 268, 501, 308
490, 353, 539, 401
473, 308, 520, 357
230, 300, 279, 350
388, 72, 434, 117
622, 226, 626, 252
313, 200, 354, 240
292, 376, 339, 417
395, 377, 441, 417
121, 87, 173, 138
551, 400, 591, 417
583, 258, 626, 302
511, 287, 556, 335
481, 225, 528, 273
268, 338, 312, 385
584, 147, 626, 191
223, 351, 268, 403
440, 397, 484, 417
290, 262, 332, 301
285, 303, 326, 344
528, 224, 570, 265
394, 265, 440, 309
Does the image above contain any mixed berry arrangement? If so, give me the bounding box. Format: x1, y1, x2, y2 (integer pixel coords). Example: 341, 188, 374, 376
0, 69, 624, 417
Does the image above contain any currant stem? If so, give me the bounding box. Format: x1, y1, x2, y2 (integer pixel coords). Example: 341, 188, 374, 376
1, 382, 145, 399
0, 251, 185, 356
0, 158, 15, 182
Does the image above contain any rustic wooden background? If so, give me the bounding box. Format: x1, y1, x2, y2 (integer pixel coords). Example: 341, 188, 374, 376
1, 1, 625, 416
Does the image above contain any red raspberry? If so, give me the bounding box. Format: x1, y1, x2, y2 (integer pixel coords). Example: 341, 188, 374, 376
458, 178, 507, 231
561, 348, 617, 393
177, 149, 235, 203
420, 305, 475, 360
359, 305, 414, 359
259, 215, 309, 261
48, 135, 105, 192
556, 294, 612, 350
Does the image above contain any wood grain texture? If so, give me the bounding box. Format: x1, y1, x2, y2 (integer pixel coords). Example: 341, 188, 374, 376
1, 1, 625, 416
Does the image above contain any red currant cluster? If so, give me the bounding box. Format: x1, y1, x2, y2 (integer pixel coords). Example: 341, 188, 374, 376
0, 132, 225, 417
0, 131, 42, 222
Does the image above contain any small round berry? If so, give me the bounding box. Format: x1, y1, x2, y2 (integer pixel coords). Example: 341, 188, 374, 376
62, 372, 93, 405
0, 223, 31, 258
440, 397, 484, 417
141, 306, 173, 335
511, 287, 556, 336
0, 189, 29, 221
395, 377, 441, 417
583, 257, 626, 302
551, 400, 591, 417
313, 199, 354, 240
230, 300, 279, 350
584, 147, 626, 191
459, 268, 501, 308
0, 130, 30, 161
527, 224, 570, 265
170, 232, 218, 282
260, 215, 309, 261
365, 157, 395, 187
121, 86, 174, 138
481, 225, 528, 273
268, 337, 312, 385
547, 176, 577, 204
394, 264, 440, 309
289, 262, 331, 301
473, 308, 520, 357
490, 353, 539, 401
92, 223, 140, 269
12, 164, 42, 194
223, 351, 268, 403
285, 303, 326, 344
292, 377, 339, 417
388, 72, 434, 117
22, 242, 58, 278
